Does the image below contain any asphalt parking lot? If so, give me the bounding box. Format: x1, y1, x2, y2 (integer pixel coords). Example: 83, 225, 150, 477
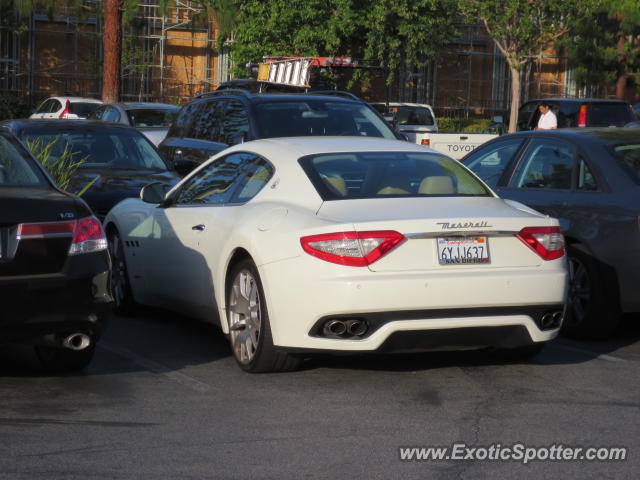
1, 310, 639, 480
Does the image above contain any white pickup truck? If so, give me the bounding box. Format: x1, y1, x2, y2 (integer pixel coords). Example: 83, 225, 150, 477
371, 102, 499, 160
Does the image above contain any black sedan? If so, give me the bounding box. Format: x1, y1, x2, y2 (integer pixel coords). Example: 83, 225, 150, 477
462, 129, 640, 338
0, 128, 112, 372
1, 120, 180, 220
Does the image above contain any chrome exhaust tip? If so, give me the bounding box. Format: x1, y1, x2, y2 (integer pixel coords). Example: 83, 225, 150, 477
323, 320, 347, 337
62, 333, 91, 351
346, 319, 368, 337
541, 311, 564, 329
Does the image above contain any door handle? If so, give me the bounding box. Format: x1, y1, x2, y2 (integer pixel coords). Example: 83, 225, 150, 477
192, 224, 205, 231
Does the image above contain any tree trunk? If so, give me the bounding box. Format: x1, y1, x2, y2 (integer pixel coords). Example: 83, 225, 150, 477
615, 74, 627, 101
102, 0, 121, 103
508, 66, 521, 133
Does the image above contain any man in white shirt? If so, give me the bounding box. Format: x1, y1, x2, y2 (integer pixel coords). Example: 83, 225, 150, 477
535, 103, 557, 130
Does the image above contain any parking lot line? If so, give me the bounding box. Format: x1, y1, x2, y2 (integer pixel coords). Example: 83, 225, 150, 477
99, 341, 212, 393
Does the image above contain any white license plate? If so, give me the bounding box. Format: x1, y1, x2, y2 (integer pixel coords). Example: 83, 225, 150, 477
437, 236, 490, 265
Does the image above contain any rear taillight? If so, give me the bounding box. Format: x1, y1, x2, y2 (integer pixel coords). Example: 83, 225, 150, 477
578, 104, 587, 127
421, 139, 431, 146
300, 231, 405, 266
69, 216, 107, 255
17, 217, 107, 255
516, 226, 565, 260
59, 99, 70, 119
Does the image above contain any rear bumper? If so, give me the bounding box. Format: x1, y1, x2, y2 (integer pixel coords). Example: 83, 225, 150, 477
0, 252, 113, 344
255, 254, 567, 352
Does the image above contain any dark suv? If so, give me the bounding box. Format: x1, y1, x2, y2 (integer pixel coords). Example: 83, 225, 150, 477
159, 90, 400, 175
518, 98, 636, 131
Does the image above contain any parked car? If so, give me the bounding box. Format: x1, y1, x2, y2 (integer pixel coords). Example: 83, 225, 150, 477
0, 127, 111, 372
370, 102, 438, 135
1, 119, 180, 220
105, 136, 567, 373
30, 96, 102, 120
462, 128, 640, 337
159, 90, 401, 176
89, 102, 179, 146
518, 98, 636, 131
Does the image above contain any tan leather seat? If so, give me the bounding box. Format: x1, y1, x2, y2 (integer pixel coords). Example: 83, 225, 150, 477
325, 175, 348, 196
377, 174, 412, 195
419, 176, 455, 194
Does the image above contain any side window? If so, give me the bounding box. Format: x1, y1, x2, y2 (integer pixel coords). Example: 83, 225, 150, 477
170, 101, 203, 138
174, 152, 257, 205
231, 157, 275, 203
220, 101, 250, 145
191, 100, 224, 142
509, 139, 576, 190
517, 103, 537, 131
49, 100, 62, 113
90, 105, 106, 119
577, 156, 598, 191
102, 106, 121, 122
36, 100, 52, 113
463, 138, 524, 188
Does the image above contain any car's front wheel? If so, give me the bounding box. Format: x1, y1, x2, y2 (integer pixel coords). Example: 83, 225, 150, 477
107, 229, 136, 314
226, 259, 301, 373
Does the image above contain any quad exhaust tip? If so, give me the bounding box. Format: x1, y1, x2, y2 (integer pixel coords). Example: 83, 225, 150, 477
540, 311, 564, 330
62, 333, 91, 351
322, 319, 368, 338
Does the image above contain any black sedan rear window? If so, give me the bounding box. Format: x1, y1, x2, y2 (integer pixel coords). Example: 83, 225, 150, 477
126, 108, 179, 128
0, 135, 45, 186
68, 102, 101, 117
299, 151, 491, 200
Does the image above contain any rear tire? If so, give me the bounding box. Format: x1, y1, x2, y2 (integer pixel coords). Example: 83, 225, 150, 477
35, 344, 96, 373
226, 259, 301, 373
107, 229, 137, 315
562, 246, 619, 339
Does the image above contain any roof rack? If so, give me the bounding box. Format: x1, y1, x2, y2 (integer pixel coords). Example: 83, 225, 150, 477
309, 90, 362, 101
195, 89, 253, 99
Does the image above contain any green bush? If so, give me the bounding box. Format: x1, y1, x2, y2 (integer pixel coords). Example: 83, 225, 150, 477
437, 117, 493, 133
0, 94, 33, 121
24, 137, 97, 195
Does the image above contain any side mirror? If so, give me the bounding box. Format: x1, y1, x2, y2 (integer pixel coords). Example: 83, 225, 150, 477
174, 158, 199, 177
140, 182, 169, 204
229, 131, 248, 146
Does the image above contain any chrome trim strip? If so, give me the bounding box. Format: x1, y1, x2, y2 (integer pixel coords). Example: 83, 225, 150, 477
16, 233, 74, 240
405, 230, 519, 239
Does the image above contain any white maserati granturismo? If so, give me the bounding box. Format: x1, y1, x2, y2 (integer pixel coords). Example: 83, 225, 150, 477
104, 137, 567, 372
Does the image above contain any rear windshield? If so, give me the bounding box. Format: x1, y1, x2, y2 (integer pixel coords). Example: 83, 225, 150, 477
254, 101, 397, 139
299, 151, 491, 200
613, 144, 640, 184
20, 128, 168, 171
0, 134, 46, 186
588, 104, 635, 127
373, 104, 434, 126
126, 108, 179, 128
68, 102, 101, 117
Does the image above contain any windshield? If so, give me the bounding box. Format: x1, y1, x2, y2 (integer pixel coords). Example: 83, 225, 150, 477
0, 134, 46, 186
126, 108, 179, 128
613, 144, 640, 184
299, 151, 491, 200
20, 128, 168, 170
254, 100, 397, 139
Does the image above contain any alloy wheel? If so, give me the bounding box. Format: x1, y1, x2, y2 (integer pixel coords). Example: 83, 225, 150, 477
567, 255, 590, 326
228, 269, 262, 364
